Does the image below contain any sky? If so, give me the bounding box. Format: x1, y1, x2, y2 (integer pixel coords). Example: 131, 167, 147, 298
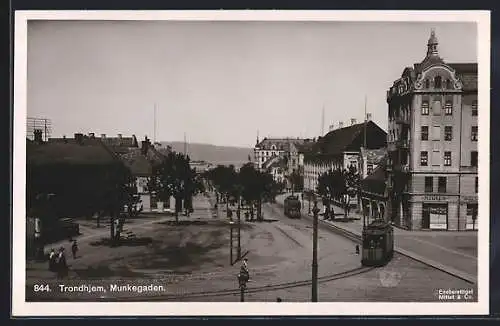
27, 20, 477, 148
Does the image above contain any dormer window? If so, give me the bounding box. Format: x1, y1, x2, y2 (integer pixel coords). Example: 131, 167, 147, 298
434, 76, 442, 89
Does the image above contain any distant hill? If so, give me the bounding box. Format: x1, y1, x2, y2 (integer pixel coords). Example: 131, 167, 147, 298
160, 141, 253, 167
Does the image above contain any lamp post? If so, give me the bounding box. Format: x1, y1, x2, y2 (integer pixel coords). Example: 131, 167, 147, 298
311, 200, 320, 302
237, 193, 242, 260
229, 221, 234, 265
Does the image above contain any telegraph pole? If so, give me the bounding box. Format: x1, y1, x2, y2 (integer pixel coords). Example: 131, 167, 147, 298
312, 200, 320, 302
364, 96, 367, 148
237, 195, 242, 260
229, 221, 234, 265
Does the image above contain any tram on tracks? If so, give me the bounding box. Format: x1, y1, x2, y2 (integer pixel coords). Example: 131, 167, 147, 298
361, 219, 394, 267
283, 195, 301, 219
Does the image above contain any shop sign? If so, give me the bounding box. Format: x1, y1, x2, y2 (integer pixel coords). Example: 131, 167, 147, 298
423, 194, 446, 201
461, 195, 478, 203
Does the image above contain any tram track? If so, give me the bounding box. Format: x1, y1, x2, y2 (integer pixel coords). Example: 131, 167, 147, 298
101, 265, 376, 301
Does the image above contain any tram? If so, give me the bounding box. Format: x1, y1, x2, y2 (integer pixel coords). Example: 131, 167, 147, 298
283, 195, 301, 219
361, 219, 394, 267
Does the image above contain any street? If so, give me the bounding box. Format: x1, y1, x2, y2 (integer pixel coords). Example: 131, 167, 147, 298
26, 193, 476, 302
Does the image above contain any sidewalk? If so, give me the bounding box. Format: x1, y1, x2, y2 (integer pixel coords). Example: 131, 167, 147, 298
275, 193, 478, 284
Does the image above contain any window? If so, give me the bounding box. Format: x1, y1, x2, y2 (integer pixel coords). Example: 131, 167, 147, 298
432, 126, 441, 141
425, 79, 430, 88
472, 101, 478, 116
445, 79, 452, 89
425, 176, 433, 192
444, 126, 453, 141
367, 164, 373, 175
432, 100, 441, 115
445, 101, 453, 115
432, 151, 441, 166
421, 101, 429, 115
421, 126, 429, 141
434, 76, 442, 89
421, 151, 428, 166
444, 151, 452, 166
475, 177, 478, 193
471, 151, 478, 167
471, 126, 478, 141
438, 177, 447, 193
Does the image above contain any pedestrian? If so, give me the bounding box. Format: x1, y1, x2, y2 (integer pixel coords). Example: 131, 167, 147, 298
240, 258, 249, 281
48, 248, 56, 272
56, 246, 68, 279
355, 244, 360, 255
71, 240, 79, 259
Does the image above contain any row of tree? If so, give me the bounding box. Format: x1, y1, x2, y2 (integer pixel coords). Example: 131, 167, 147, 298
203, 163, 280, 221
316, 165, 360, 220
148, 152, 205, 223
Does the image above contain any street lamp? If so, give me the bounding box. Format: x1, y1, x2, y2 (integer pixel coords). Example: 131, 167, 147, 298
311, 200, 320, 302
229, 221, 235, 265
237, 194, 242, 260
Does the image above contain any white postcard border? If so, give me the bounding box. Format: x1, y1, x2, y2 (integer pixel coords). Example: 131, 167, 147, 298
12, 10, 491, 316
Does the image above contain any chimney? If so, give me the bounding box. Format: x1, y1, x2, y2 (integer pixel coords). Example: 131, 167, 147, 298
34, 129, 43, 143
89, 132, 95, 138
366, 113, 372, 121
339, 121, 344, 129
117, 133, 122, 139
101, 134, 106, 139
63, 135, 67, 143
74, 133, 84, 145
351, 118, 357, 125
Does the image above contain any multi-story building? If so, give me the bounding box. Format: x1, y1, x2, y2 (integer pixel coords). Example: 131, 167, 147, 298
254, 137, 307, 170
303, 120, 387, 200
386, 30, 478, 231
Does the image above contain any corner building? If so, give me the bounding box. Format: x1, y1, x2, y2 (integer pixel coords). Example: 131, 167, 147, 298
387, 30, 478, 231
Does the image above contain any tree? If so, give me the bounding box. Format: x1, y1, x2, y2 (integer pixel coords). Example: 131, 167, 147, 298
286, 169, 303, 195
149, 151, 198, 223
238, 163, 276, 221
317, 165, 359, 220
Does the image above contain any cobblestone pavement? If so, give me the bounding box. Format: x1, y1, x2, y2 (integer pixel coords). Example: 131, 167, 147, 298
275, 193, 478, 283
26, 192, 476, 302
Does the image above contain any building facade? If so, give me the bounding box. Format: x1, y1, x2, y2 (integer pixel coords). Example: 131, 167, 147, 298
254, 137, 307, 170
386, 30, 478, 231
303, 120, 387, 198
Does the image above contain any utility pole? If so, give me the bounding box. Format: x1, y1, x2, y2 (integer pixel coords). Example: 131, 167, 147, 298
184, 132, 187, 156
237, 195, 241, 260
154, 103, 157, 144
312, 200, 320, 302
229, 221, 234, 265
321, 104, 325, 136
364, 96, 367, 148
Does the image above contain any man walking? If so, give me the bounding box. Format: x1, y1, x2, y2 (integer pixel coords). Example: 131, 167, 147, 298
71, 240, 79, 259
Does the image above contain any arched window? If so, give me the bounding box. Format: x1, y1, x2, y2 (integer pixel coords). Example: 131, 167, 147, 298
425, 79, 430, 88
434, 76, 442, 89
445, 79, 452, 89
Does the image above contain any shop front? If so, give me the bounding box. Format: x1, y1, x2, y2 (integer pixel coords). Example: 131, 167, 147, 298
422, 203, 448, 230
462, 195, 478, 231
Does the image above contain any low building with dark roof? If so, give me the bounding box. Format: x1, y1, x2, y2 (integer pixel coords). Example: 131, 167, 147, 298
303, 120, 387, 194
27, 133, 132, 219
